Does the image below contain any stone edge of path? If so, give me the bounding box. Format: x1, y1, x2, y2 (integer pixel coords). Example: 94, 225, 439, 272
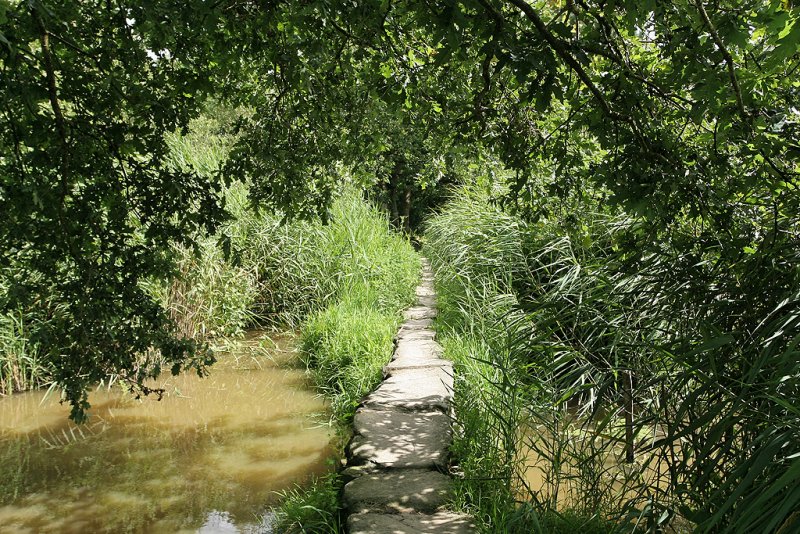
340, 257, 477, 534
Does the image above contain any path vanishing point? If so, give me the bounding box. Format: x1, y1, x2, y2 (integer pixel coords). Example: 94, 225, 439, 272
341, 258, 477, 534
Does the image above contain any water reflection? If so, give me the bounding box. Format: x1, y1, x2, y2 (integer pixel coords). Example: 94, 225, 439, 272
0, 332, 333, 533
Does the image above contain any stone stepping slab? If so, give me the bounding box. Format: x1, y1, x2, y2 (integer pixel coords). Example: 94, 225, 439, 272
399, 318, 434, 331
362, 367, 453, 412
348, 409, 451, 469
394, 338, 443, 360
396, 329, 436, 342
343, 469, 452, 514
384, 358, 452, 375
404, 306, 438, 320
416, 286, 436, 297
416, 295, 438, 308
348, 511, 477, 534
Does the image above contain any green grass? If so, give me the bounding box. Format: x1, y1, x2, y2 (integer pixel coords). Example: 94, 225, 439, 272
272, 473, 344, 533
0, 310, 49, 395
301, 298, 398, 422
424, 186, 628, 533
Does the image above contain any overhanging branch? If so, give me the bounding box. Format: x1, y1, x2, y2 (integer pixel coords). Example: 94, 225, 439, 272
504, 0, 618, 119
694, 0, 749, 122
503, 0, 651, 150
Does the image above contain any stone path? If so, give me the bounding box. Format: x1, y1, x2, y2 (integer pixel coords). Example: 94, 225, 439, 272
341, 259, 477, 534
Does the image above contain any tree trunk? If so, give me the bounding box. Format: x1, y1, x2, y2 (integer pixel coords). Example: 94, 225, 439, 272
387, 162, 401, 228
401, 186, 412, 234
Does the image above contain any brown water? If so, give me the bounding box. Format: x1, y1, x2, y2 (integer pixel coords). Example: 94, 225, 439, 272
519, 414, 675, 508
0, 332, 334, 534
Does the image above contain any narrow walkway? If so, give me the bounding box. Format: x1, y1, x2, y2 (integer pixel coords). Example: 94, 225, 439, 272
341, 258, 476, 534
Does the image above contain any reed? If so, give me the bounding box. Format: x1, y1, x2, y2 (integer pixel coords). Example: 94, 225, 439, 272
424, 183, 800, 533
0, 310, 49, 395
272, 473, 344, 533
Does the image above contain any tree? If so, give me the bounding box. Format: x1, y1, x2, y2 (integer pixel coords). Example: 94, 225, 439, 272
0, 1, 232, 420
2, 0, 798, 419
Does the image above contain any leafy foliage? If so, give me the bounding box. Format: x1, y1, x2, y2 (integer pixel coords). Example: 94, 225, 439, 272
0, 1, 234, 419
2, 1, 799, 475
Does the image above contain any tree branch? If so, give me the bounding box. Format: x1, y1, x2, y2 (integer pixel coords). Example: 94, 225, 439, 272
694, 0, 749, 122
474, 0, 504, 121
504, 0, 653, 151
31, 6, 69, 146
505, 0, 619, 119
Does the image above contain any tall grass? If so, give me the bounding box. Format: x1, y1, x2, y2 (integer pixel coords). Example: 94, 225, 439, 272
425, 189, 551, 532
301, 298, 398, 421
297, 194, 420, 422
425, 183, 800, 533
0, 310, 49, 395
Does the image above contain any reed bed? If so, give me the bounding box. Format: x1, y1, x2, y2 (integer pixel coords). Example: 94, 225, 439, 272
425, 184, 800, 533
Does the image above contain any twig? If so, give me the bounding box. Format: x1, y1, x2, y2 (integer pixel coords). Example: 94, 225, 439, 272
31, 6, 68, 145
694, 0, 749, 122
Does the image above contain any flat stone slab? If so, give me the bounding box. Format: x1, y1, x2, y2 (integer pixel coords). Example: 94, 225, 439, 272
349, 409, 451, 469
399, 318, 434, 331
404, 306, 437, 320
416, 295, 437, 307
384, 358, 452, 375
343, 469, 452, 514
394, 339, 443, 360
416, 286, 436, 297
348, 512, 477, 534
396, 329, 436, 342
363, 367, 453, 411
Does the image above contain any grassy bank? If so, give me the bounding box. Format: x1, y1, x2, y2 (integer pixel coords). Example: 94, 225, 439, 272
274, 195, 420, 532
424, 183, 800, 533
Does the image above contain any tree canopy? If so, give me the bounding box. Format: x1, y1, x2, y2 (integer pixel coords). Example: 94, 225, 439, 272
1, 0, 798, 422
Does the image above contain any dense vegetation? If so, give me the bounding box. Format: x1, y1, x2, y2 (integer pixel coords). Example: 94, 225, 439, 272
1, 0, 799, 531
1, 107, 420, 532
425, 179, 798, 533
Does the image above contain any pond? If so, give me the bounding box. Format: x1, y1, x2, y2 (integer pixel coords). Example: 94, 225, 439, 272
0, 332, 333, 533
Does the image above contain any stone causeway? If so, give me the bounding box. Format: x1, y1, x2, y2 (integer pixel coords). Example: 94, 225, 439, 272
341, 258, 477, 534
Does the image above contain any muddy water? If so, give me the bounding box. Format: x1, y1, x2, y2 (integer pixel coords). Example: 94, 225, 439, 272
0, 333, 333, 534
518, 415, 674, 508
